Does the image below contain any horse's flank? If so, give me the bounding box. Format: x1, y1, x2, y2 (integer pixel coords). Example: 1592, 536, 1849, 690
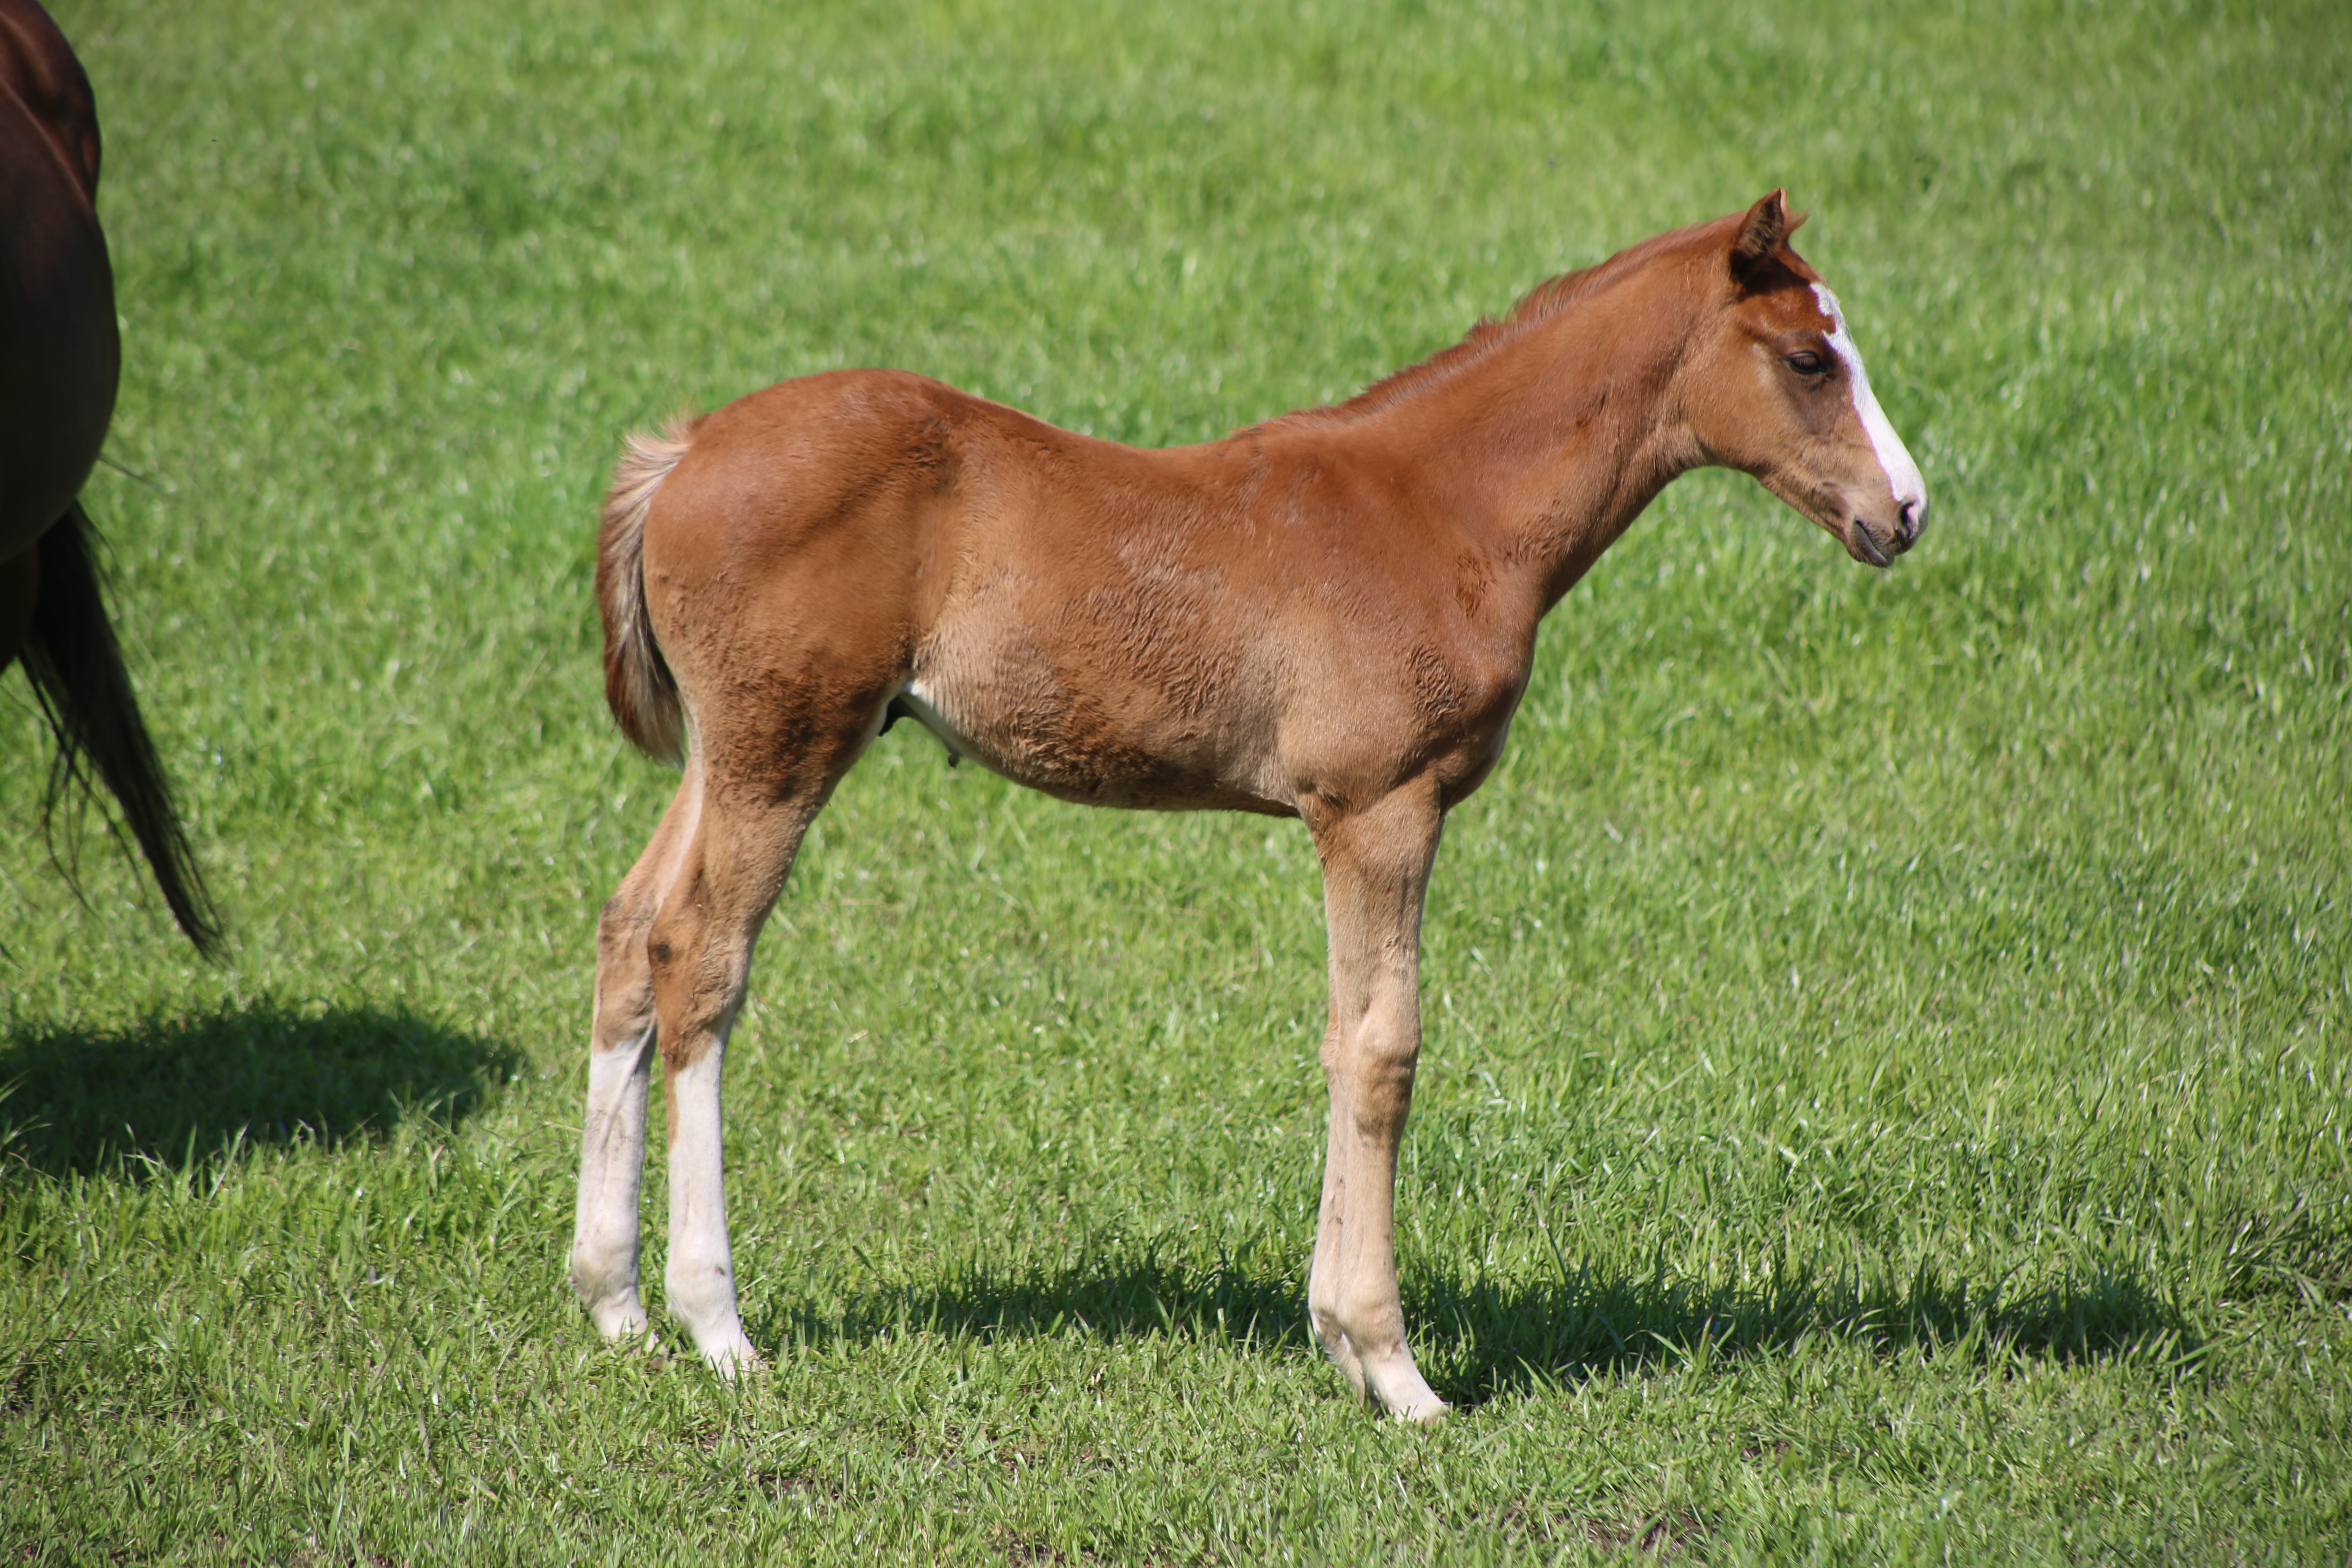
0, 0, 113, 561
0, 0, 218, 955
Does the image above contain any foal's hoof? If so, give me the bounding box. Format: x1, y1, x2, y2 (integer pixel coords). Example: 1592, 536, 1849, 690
1361, 1356, 1450, 1425
701, 1336, 766, 1381
583, 1297, 650, 1344
1390, 1391, 1452, 1425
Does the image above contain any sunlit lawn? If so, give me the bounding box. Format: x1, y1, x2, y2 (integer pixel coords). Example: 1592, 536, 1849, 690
2, 0, 2346, 1561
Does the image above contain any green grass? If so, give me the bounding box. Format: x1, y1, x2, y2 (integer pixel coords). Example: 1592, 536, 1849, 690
3, 0, 2347, 1560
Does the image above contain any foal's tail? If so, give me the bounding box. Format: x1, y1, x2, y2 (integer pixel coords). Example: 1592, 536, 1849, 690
596, 419, 693, 766
21, 503, 223, 957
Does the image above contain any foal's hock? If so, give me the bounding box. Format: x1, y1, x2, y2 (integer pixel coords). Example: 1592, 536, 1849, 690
571, 192, 1927, 1421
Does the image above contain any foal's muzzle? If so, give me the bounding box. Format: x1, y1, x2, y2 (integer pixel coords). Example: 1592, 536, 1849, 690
1846, 494, 1926, 568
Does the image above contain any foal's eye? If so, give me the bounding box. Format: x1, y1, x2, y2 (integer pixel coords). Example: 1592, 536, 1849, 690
1785, 350, 1828, 376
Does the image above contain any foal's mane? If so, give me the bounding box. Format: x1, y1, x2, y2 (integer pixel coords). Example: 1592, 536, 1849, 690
1265, 214, 1733, 431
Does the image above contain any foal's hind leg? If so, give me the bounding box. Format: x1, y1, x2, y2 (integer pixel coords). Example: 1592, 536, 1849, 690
572, 762, 704, 1342
646, 717, 871, 1374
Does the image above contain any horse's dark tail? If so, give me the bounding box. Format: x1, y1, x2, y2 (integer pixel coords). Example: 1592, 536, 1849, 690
19, 502, 222, 958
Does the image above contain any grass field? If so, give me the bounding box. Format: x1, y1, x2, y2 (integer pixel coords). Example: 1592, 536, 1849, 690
3, 0, 2347, 1560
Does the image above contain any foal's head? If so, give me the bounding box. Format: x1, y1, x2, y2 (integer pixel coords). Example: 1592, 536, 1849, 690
1684, 191, 1928, 567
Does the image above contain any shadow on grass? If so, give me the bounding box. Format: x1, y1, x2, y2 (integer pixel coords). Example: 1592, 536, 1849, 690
776, 1248, 1316, 1359
0, 1001, 525, 1177
779, 1244, 2201, 1407
1408, 1253, 2203, 1407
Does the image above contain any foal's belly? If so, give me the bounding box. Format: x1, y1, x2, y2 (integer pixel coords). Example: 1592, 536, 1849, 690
889, 663, 1294, 817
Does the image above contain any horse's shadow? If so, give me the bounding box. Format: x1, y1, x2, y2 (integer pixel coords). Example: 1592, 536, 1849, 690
777, 1244, 2204, 1407
0, 1002, 524, 1177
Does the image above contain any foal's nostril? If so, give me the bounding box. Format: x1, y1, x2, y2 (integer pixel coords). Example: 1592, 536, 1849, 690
1896, 497, 1926, 546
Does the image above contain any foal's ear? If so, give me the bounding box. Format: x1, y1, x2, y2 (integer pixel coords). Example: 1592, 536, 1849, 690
1731, 189, 1807, 283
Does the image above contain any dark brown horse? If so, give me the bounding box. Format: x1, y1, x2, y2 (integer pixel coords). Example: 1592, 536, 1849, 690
573, 192, 1926, 1419
2, 0, 216, 954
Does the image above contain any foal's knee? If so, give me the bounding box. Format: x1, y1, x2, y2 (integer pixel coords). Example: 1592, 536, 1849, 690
1339, 1028, 1421, 1136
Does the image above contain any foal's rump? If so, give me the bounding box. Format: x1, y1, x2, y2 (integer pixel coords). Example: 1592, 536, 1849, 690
597, 373, 945, 770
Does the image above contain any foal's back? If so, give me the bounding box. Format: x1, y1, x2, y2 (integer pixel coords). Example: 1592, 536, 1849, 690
642, 369, 1515, 817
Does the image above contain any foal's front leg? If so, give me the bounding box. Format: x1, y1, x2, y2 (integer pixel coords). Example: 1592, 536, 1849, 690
1305, 782, 1450, 1423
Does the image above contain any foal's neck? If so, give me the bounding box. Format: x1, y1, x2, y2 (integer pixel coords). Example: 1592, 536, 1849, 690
1321, 274, 1705, 619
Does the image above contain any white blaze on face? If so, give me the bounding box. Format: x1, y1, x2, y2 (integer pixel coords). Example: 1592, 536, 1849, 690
1810, 283, 1927, 512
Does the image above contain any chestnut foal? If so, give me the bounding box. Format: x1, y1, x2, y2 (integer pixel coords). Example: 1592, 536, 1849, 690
572, 192, 1926, 1421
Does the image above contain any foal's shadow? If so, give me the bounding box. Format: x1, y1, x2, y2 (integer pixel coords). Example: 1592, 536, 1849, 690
0, 1002, 524, 1177
788, 1245, 2205, 1408
1401, 1256, 2204, 1405
782, 1251, 1318, 1357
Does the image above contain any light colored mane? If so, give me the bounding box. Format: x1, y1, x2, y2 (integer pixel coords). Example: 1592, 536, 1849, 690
1266, 216, 1725, 431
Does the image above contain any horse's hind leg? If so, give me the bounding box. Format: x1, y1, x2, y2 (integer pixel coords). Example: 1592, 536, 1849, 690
0, 539, 37, 672
648, 710, 875, 1374
572, 761, 704, 1342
